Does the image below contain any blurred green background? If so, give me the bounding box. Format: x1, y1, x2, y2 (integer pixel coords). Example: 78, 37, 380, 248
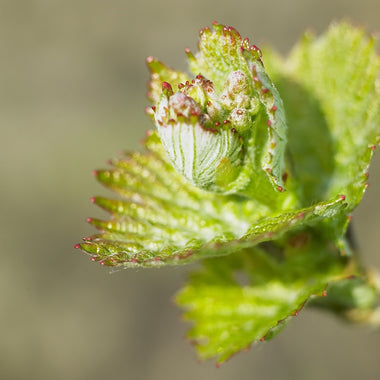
1, 0, 380, 379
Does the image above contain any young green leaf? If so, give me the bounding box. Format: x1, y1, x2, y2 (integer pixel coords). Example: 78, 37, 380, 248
176, 236, 349, 363
284, 22, 380, 209
75, 21, 380, 364
265, 22, 380, 252
150, 23, 289, 198
310, 275, 379, 318
76, 132, 347, 267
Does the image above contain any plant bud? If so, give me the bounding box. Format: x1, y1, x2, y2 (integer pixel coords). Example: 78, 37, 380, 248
154, 83, 245, 192
148, 23, 288, 197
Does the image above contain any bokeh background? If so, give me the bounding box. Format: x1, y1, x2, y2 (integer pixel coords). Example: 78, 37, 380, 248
1, 0, 380, 379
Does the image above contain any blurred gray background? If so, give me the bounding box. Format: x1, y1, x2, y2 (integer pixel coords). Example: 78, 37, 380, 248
1, 0, 380, 379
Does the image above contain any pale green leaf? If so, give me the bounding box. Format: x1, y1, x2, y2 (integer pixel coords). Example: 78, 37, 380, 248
176, 237, 348, 363
146, 56, 190, 105
75, 22, 380, 363
150, 23, 289, 196
310, 276, 378, 316
283, 22, 380, 207
76, 132, 347, 267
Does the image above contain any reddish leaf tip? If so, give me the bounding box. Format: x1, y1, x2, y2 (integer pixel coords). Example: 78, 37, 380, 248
339, 194, 346, 201
74, 244, 80, 249
162, 81, 173, 96
162, 81, 171, 89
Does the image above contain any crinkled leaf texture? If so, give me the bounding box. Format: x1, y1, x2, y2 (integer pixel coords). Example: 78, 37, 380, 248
76, 22, 380, 363
77, 131, 346, 267
177, 237, 348, 363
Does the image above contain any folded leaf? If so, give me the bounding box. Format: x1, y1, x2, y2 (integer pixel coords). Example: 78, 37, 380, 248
150, 23, 289, 197
76, 132, 347, 267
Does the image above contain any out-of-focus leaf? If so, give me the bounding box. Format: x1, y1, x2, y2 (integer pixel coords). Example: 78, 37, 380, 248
283, 22, 380, 207
310, 276, 378, 315
176, 236, 348, 363
146, 57, 189, 104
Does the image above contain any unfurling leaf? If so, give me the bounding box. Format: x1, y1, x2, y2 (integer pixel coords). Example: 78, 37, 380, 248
77, 131, 347, 267
76, 21, 380, 364
149, 24, 288, 198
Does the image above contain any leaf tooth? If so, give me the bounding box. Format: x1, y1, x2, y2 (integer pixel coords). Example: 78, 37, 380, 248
91, 196, 226, 238
78, 240, 145, 264
96, 167, 174, 199
91, 196, 129, 214
146, 56, 189, 104
95, 168, 193, 213
88, 217, 149, 236
92, 196, 160, 220
77, 240, 136, 257
113, 158, 190, 201
121, 151, 213, 204
79, 238, 199, 268
112, 152, 173, 183
89, 213, 210, 247
184, 47, 196, 67
96, 162, 207, 213
98, 152, 239, 225
76, 242, 102, 255
98, 233, 174, 253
